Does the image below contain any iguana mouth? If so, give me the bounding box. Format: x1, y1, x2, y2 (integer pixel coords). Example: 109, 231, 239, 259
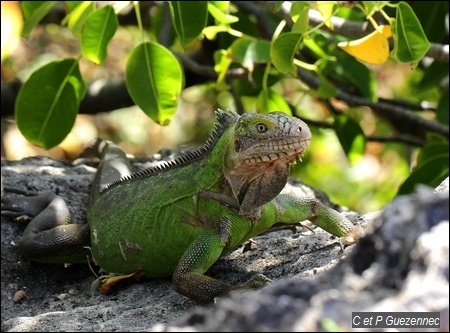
243, 138, 310, 165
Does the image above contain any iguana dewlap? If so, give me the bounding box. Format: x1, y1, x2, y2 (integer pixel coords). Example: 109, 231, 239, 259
1, 109, 362, 304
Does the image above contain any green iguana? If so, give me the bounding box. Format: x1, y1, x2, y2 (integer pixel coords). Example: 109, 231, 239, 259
1, 109, 362, 304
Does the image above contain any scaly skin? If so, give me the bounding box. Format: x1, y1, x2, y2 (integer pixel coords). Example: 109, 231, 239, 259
1, 109, 362, 304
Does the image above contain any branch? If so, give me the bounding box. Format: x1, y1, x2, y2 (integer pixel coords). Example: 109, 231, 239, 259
298, 68, 449, 139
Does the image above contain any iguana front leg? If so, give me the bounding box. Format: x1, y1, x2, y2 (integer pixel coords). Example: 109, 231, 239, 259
273, 193, 363, 247
1, 191, 90, 263
173, 216, 269, 304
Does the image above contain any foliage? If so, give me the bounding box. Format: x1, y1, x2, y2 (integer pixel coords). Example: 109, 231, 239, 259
2, 1, 449, 211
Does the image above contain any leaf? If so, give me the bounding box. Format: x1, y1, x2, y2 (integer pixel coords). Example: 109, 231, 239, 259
271, 32, 303, 75
410, 2, 448, 43
66, 1, 95, 38
291, 2, 310, 34
436, 89, 449, 125
257, 89, 291, 115
203, 25, 228, 40
331, 51, 377, 101
170, 2, 208, 48
229, 38, 271, 72
392, 2, 430, 65
310, 75, 337, 99
207, 2, 239, 24
337, 25, 392, 65
419, 61, 449, 91
15, 59, 86, 149
21, 1, 58, 38
1, 1, 23, 61
398, 135, 449, 194
126, 42, 183, 125
317, 2, 334, 30
334, 115, 366, 164
81, 5, 118, 65
213, 49, 232, 83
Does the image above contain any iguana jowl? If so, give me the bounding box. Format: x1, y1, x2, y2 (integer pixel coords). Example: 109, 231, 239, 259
1, 109, 362, 304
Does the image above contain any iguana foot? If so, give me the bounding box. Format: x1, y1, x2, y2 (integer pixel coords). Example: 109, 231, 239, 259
214, 274, 272, 303
94, 271, 145, 294
340, 226, 365, 249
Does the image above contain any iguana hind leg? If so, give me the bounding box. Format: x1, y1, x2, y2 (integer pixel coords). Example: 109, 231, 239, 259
83, 139, 132, 205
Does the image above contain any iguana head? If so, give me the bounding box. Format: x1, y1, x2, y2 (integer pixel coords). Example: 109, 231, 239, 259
233, 111, 311, 166
223, 110, 312, 218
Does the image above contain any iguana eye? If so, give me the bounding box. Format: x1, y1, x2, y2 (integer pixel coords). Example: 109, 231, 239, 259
255, 123, 268, 133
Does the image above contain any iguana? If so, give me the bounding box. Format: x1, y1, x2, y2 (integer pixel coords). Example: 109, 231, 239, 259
1, 109, 362, 304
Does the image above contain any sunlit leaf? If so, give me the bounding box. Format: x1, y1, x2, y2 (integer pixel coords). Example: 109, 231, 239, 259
392, 2, 430, 65
229, 38, 270, 72
66, 1, 95, 38
271, 32, 303, 75
338, 25, 392, 65
126, 42, 183, 125
203, 25, 228, 40
81, 5, 118, 65
170, 2, 208, 48
15, 59, 86, 149
1, 1, 23, 61
214, 49, 232, 83
21, 1, 58, 38
317, 2, 334, 30
207, 2, 239, 24
257, 89, 291, 114
291, 2, 310, 34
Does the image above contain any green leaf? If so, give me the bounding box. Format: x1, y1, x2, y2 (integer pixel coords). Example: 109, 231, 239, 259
392, 2, 430, 65
303, 33, 336, 61
271, 32, 303, 75
207, 2, 239, 24
410, 2, 448, 43
203, 25, 228, 40
15, 59, 86, 149
213, 49, 232, 83
436, 89, 449, 125
418, 61, 449, 91
398, 136, 449, 194
66, 1, 95, 38
170, 2, 208, 48
331, 51, 377, 101
21, 1, 58, 38
126, 42, 183, 125
311, 75, 337, 99
334, 115, 366, 164
257, 89, 292, 114
291, 2, 310, 34
398, 155, 448, 195
229, 38, 271, 72
81, 5, 118, 65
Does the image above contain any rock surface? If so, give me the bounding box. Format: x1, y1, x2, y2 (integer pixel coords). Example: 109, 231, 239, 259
1, 155, 448, 332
